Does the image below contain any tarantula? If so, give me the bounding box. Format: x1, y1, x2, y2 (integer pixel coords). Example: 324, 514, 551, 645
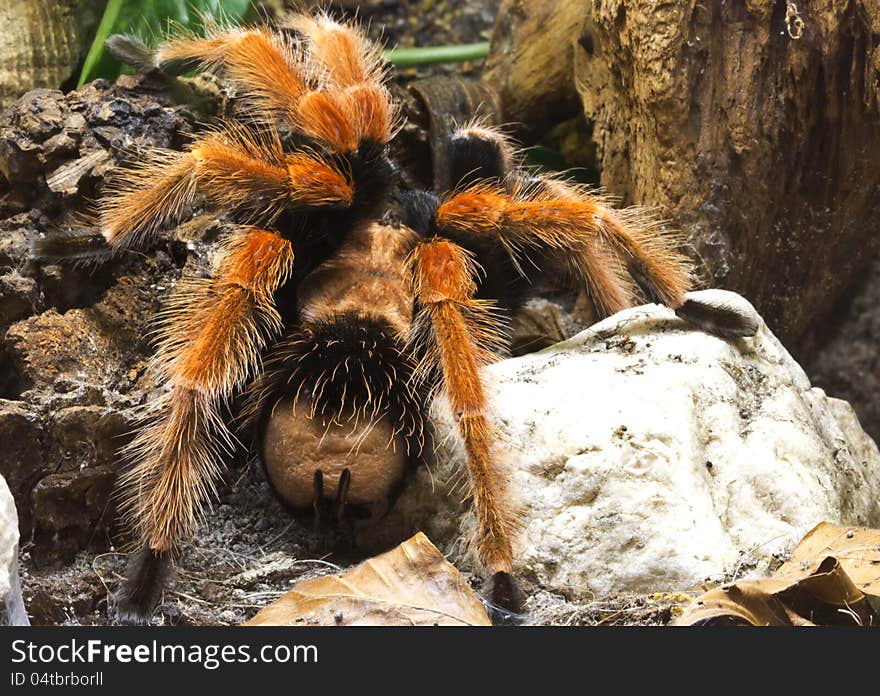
33, 13, 754, 624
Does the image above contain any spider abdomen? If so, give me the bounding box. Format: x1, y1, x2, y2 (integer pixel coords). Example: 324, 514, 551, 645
248, 222, 428, 516
262, 401, 408, 512
254, 313, 426, 516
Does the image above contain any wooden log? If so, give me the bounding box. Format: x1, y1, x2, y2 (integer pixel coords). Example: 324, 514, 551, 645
485, 0, 585, 137
0, 0, 106, 110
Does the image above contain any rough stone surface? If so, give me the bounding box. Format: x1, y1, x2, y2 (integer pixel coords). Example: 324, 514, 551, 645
0, 76, 196, 565
0, 475, 28, 625
371, 291, 880, 599
0, 476, 16, 599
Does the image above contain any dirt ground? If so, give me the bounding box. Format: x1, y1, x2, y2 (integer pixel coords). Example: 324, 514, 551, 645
19, 459, 698, 626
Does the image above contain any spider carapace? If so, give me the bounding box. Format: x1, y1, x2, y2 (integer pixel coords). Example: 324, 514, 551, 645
33, 12, 756, 624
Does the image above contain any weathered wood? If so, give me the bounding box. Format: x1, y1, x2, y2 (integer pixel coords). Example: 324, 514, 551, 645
0, 0, 107, 110
409, 76, 503, 192
485, 0, 584, 137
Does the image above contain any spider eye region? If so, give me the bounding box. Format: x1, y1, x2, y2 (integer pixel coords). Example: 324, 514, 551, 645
392, 190, 440, 236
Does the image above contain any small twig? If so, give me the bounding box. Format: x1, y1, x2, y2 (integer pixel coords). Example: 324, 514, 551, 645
91, 552, 127, 605
167, 589, 211, 606
262, 520, 296, 548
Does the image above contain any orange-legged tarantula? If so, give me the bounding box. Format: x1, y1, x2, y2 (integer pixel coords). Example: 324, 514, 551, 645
34, 13, 755, 624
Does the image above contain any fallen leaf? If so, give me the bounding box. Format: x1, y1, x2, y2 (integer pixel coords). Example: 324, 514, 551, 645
509, 303, 567, 355
676, 523, 880, 626
775, 522, 880, 602
244, 532, 491, 626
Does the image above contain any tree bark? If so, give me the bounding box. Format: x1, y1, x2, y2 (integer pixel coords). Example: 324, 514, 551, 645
0, 0, 107, 110
485, 0, 584, 138
487, 0, 880, 354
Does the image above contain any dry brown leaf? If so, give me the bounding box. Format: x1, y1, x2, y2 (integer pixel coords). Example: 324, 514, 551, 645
509, 304, 567, 355
244, 532, 491, 626
775, 522, 880, 600
677, 522, 880, 626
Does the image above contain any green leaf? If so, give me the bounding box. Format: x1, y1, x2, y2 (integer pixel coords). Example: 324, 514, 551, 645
78, 0, 124, 88
78, 0, 252, 87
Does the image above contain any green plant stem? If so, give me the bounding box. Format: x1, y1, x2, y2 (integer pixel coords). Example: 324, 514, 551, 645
384, 42, 490, 67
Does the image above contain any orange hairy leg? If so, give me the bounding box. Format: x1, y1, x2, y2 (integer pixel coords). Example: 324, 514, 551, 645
152, 25, 390, 153
287, 13, 396, 145
407, 239, 518, 608
155, 28, 309, 117
435, 185, 692, 317
100, 128, 351, 250
288, 13, 384, 87
152, 29, 347, 147
113, 228, 294, 623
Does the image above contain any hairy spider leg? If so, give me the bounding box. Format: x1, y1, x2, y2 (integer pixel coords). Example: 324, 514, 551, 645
406, 238, 520, 607
147, 21, 394, 153
434, 121, 515, 195
102, 127, 351, 249
434, 183, 690, 318
285, 13, 396, 146
32, 127, 351, 260
128, 27, 351, 149
427, 123, 755, 336
112, 228, 294, 623
394, 123, 632, 318
435, 180, 758, 337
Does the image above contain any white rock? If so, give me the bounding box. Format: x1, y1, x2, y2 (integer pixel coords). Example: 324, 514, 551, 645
0, 474, 28, 625
368, 290, 880, 600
